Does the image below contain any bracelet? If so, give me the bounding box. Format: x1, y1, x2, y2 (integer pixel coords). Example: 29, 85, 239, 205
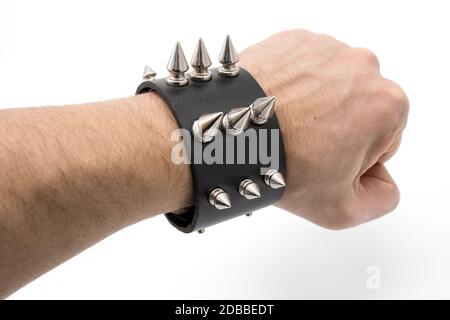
136, 36, 286, 233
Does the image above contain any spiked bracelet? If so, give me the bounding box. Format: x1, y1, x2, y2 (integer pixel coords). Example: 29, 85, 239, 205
136, 36, 286, 233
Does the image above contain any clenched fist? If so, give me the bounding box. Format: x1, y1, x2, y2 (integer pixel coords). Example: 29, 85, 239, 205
241, 30, 409, 229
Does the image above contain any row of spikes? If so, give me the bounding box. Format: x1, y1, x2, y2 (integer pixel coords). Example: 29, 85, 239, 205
142, 35, 239, 86
208, 168, 286, 212
193, 96, 277, 143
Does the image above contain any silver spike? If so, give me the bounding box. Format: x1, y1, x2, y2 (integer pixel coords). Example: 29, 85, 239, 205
245, 212, 253, 217
263, 169, 286, 189
221, 106, 251, 135
143, 65, 157, 81
166, 41, 189, 86
192, 112, 224, 143
239, 179, 261, 200
208, 188, 231, 210
190, 38, 212, 82
198, 228, 206, 234
250, 96, 276, 125
218, 35, 239, 77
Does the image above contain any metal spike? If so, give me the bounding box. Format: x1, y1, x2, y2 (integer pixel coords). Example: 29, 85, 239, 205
250, 96, 276, 125
208, 188, 231, 210
198, 228, 206, 234
239, 179, 261, 200
221, 106, 251, 135
218, 35, 239, 77
143, 65, 157, 81
190, 38, 212, 82
263, 169, 286, 189
166, 41, 189, 86
245, 212, 253, 217
192, 112, 224, 143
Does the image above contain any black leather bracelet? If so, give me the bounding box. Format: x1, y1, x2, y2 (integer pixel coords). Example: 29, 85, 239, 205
135, 37, 286, 233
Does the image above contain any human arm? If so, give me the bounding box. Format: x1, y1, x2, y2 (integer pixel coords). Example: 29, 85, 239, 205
0, 94, 193, 298
0, 29, 409, 298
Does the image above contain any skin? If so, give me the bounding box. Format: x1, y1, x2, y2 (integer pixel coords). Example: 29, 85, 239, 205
0, 29, 408, 298
241, 30, 409, 229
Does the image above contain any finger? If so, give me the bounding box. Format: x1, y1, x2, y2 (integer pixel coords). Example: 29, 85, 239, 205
357, 163, 400, 222
378, 133, 403, 163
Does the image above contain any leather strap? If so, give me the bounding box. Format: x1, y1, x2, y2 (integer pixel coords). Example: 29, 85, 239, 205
136, 67, 286, 233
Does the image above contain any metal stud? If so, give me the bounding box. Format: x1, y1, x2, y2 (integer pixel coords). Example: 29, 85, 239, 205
190, 38, 212, 82
208, 188, 231, 210
166, 41, 189, 86
192, 112, 224, 143
142, 65, 157, 81
221, 106, 252, 135
263, 169, 286, 189
218, 35, 239, 77
250, 96, 276, 125
198, 228, 206, 234
239, 179, 261, 200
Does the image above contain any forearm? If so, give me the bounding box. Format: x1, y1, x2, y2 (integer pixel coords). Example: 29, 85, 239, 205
0, 93, 192, 297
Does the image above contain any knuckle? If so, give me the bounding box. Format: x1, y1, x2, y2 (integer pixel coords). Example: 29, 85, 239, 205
389, 84, 409, 114
377, 81, 410, 125
353, 48, 380, 68
315, 32, 336, 42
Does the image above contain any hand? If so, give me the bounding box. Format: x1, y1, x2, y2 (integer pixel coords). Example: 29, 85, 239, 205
240, 29, 409, 229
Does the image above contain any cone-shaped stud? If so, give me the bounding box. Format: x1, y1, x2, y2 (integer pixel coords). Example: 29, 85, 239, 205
218, 35, 239, 77
142, 65, 157, 81
250, 96, 276, 125
190, 38, 212, 82
239, 179, 261, 200
192, 112, 224, 143
166, 41, 189, 86
208, 188, 231, 210
263, 169, 286, 189
221, 106, 251, 135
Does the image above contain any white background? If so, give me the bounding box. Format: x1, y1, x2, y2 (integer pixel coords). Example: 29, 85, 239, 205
1, 0, 449, 299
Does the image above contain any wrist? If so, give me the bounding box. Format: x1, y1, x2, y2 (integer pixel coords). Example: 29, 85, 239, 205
131, 93, 194, 219
240, 52, 301, 208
